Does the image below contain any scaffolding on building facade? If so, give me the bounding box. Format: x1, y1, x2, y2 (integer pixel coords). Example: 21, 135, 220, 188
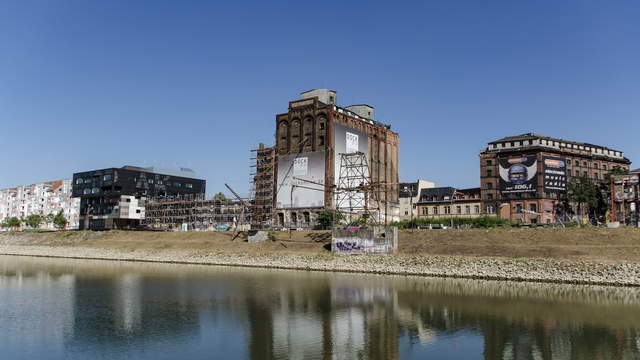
249, 144, 275, 229
142, 193, 247, 231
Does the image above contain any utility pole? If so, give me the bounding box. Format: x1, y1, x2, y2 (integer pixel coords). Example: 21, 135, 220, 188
450, 187, 456, 228
409, 186, 414, 231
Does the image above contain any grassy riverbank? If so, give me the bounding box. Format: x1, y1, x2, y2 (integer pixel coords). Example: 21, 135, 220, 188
1, 228, 639, 286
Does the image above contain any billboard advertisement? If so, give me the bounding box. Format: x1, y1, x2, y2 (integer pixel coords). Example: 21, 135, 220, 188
333, 123, 370, 185
499, 156, 538, 194
543, 156, 567, 193
276, 151, 325, 209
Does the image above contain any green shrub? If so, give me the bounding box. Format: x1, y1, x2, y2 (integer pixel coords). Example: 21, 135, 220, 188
391, 216, 513, 229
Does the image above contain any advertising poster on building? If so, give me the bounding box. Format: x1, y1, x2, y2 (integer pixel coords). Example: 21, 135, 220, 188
543, 156, 567, 193
276, 151, 325, 208
333, 123, 369, 184
499, 156, 538, 194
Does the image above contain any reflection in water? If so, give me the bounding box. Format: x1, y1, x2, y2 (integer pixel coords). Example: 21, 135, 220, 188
0, 255, 639, 360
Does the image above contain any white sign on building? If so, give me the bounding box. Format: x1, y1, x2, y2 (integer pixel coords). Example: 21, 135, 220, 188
346, 132, 359, 153
293, 157, 308, 176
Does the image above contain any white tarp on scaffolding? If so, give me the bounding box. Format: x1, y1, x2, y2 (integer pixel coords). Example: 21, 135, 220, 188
276, 151, 325, 209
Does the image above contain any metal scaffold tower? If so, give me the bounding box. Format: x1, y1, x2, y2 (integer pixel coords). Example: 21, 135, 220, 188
335, 152, 381, 223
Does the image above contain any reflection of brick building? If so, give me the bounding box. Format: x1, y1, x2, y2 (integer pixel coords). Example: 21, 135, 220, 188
272, 89, 400, 228
480, 133, 631, 224
415, 187, 482, 218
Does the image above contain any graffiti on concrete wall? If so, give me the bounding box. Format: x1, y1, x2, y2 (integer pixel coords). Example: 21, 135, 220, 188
334, 240, 364, 252
331, 226, 398, 255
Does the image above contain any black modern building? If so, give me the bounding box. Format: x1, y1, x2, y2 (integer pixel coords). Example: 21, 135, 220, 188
72, 166, 205, 230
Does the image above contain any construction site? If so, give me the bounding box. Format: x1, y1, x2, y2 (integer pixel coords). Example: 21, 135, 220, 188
97, 89, 402, 234
142, 193, 248, 231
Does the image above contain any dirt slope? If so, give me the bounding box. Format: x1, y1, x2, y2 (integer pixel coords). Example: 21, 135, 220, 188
1, 227, 639, 262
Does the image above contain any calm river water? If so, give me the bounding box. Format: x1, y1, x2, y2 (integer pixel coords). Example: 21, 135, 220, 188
1, 255, 640, 360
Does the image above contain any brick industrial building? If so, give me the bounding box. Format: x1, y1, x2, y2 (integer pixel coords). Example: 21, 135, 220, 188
480, 133, 631, 224
72, 166, 205, 230
269, 89, 400, 228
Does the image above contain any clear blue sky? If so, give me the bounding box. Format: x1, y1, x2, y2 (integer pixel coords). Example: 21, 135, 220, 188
1, 0, 638, 196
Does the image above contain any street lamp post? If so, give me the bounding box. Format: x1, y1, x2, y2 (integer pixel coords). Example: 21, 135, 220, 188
450, 188, 456, 229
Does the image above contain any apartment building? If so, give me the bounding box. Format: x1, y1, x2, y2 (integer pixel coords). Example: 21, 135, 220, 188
0, 180, 80, 229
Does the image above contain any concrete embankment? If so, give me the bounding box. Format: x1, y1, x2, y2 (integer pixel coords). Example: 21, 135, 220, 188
1, 229, 639, 286
0, 245, 638, 287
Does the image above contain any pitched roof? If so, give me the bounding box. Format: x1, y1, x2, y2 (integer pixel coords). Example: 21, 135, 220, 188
398, 182, 419, 197
418, 187, 456, 202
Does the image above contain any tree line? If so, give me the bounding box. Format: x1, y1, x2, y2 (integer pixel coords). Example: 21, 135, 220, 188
0, 210, 68, 231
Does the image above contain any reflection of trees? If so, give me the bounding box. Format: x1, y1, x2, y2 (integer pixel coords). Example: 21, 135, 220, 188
396, 292, 640, 360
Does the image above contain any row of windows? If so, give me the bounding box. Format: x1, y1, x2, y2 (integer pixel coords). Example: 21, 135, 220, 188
421, 205, 480, 216
76, 175, 195, 190
126, 176, 193, 188
475, 203, 537, 214
489, 140, 622, 157
484, 169, 612, 180
276, 212, 312, 225
420, 194, 480, 202
566, 159, 610, 169
485, 192, 562, 200
485, 159, 620, 171
278, 116, 327, 153
75, 174, 113, 185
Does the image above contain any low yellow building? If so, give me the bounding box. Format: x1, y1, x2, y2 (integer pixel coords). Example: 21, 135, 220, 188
415, 187, 482, 218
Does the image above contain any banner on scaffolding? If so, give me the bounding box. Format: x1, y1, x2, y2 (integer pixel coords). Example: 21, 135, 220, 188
276, 150, 326, 208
